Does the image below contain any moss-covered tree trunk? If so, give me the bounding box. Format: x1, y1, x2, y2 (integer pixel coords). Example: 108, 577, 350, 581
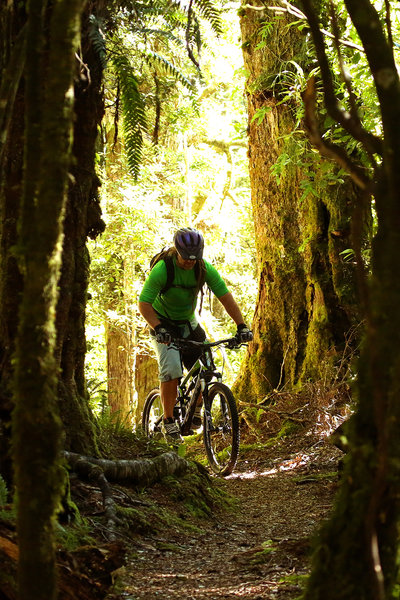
0, 1, 106, 472
301, 1, 400, 597
236, 1, 361, 402
55, 0, 106, 454
0, 0, 27, 485
12, 1, 85, 598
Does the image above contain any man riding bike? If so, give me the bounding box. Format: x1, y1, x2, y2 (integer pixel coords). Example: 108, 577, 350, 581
139, 227, 253, 442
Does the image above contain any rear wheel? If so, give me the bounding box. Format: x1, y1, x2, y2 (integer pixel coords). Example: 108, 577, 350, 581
142, 388, 164, 438
203, 382, 239, 476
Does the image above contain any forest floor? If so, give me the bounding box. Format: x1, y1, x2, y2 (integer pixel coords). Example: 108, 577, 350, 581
0, 383, 349, 600
102, 383, 349, 600
106, 430, 342, 600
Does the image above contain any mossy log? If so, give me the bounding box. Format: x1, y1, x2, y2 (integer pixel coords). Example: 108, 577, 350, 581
64, 450, 191, 539
64, 451, 190, 487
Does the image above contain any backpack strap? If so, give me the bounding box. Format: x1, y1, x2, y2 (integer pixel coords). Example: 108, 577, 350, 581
154, 252, 207, 310
195, 259, 207, 314
160, 254, 175, 295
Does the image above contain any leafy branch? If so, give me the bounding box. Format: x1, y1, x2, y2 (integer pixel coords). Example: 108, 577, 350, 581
143, 51, 195, 90
111, 54, 147, 179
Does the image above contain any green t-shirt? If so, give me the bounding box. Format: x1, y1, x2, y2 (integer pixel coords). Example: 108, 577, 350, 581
139, 256, 229, 321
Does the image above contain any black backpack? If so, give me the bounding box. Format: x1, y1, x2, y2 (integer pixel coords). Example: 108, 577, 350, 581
150, 248, 207, 309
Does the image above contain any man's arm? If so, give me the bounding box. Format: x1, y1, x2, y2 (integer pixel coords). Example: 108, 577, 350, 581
138, 301, 162, 330
217, 292, 246, 326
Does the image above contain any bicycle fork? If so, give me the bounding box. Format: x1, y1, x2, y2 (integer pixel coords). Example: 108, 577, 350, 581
180, 378, 202, 436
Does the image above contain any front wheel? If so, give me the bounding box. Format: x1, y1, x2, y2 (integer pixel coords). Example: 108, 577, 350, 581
203, 382, 239, 476
142, 388, 164, 438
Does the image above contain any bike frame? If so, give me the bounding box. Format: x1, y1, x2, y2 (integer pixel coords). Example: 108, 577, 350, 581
173, 337, 236, 435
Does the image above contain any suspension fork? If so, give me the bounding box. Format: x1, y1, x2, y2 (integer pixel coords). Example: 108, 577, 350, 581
181, 377, 202, 435
202, 380, 214, 432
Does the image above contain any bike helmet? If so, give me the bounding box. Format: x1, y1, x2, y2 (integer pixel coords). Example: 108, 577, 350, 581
174, 227, 204, 260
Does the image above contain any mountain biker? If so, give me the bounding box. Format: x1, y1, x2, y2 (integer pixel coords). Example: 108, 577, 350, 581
138, 227, 253, 442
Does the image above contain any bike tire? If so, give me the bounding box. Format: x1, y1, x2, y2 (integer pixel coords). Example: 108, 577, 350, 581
203, 382, 239, 476
142, 388, 164, 438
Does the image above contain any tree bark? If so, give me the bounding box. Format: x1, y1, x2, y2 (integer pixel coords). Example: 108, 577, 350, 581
55, 0, 106, 454
106, 321, 132, 423
134, 347, 159, 425
299, 1, 400, 597
0, 1, 106, 476
236, 1, 361, 402
12, 2, 85, 598
0, 2, 26, 485
64, 450, 190, 486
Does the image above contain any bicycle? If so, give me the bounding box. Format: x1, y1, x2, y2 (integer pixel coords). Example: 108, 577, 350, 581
142, 336, 246, 476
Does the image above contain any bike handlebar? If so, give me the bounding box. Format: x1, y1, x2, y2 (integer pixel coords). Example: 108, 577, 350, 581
172, 336, 246, 350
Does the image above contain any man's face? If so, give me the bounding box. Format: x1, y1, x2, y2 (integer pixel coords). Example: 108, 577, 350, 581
176, 252, 196, 270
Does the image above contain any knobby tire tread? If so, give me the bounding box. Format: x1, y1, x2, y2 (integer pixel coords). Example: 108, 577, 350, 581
142, 388, 162, 436
203, 382, 239, 476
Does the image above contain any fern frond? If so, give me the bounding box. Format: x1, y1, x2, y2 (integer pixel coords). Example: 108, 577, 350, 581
88, 14, 108, 69
144, 52, 195, 90
116, 0, 187, 28
139, 27, 185, 48
192, 0, 223, 36
112, 54, 147, 178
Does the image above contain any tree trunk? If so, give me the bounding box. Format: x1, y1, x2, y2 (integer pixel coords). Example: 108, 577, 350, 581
12, 2, 85, 598
55, 0, 106, 454
106, 321, 132, 423
236, 1, 361, 402
0, 2, 106, 474
299, 1, 400, 597
134, 347, 159, 425
0, 2, 26, 485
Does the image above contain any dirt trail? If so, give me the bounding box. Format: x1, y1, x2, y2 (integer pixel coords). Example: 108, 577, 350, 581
107, 436, 341, 600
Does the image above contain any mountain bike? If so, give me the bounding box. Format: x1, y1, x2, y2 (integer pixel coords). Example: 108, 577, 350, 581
142, 336, 245, 476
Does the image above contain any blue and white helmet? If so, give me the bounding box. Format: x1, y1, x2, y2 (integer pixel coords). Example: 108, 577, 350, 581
174, 227, 204, 260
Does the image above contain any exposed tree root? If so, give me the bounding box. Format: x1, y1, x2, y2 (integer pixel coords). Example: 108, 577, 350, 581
63, 450, 190, 486
63, 450, 191, 540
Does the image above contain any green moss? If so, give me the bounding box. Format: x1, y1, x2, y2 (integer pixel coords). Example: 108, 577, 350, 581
292, 472, 338, 484
0, 504, 16, 524
162, 468, 236, 519
250, 540, 277, 564
155, 541, 182, 553
55, 518, 96, 551
116, 505, 155, 534
277, 419, 300, 438
0, 475, 8, 506
240, 441, 277, 453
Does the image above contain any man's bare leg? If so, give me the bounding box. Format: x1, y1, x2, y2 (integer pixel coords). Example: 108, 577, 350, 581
160, 379, 179, 419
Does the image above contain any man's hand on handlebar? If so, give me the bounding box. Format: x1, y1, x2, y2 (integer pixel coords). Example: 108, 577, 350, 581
235, 323, 253, 343
154, 324, 174, 344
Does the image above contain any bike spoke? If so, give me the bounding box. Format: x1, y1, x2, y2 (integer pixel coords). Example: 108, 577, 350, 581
143, 390, 164, 438
203, 383, 239, 476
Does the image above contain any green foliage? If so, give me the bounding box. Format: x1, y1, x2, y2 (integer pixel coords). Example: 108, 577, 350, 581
0, 475, 8, 506
194, 0, 223, 36
111, 53, 147, 179
86, 9, 256, 396
55, 519, 96, 551
251, 105, 272, 125
92, 0, 225, 177
95, 405, 133, 434
88, 15, 107, 69
255, 19, 276, 50
143, 52, 195, 91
